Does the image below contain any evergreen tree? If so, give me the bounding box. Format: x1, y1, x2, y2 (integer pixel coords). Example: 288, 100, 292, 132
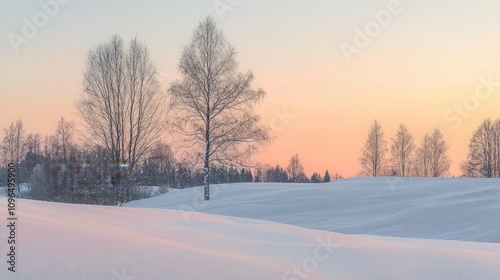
177, 164, 192, 189
323, 170, 331, 182
193, 170, 204, 186
265, 165, 288, 182
228, 166, 239, 183
241, 168, 253, 182
311, 172, 322, 183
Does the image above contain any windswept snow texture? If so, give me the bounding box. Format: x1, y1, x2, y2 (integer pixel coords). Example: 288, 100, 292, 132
1, 198, 500, 280
127, 177, 500, 243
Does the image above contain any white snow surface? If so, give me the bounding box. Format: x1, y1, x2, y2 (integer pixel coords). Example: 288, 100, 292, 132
1, 177, 499, 279
127, 177, 500, 243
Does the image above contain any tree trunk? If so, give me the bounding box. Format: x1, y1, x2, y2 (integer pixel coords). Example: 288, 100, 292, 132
204, 145, 210, 201
16, 166, 21, 198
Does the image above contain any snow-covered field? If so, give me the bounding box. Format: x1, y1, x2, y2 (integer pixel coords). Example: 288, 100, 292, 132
128, 177, 500, 243
1, 177, 499, 279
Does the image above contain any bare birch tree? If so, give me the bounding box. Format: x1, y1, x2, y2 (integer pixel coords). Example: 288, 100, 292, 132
76, 35, 166, 202
2, 120, 26, 164
287, 153, 305, 182
414, 133, 432, 177
462, 119, 500, 178
168, 17, 271, 200
414, 128, 451, 177
54, 116, 75, 162
429, 128, 451, 177
359, 119, 387, 176
390, 123, 415, 177
25, 133, 42, 155
2, 120, 26, 195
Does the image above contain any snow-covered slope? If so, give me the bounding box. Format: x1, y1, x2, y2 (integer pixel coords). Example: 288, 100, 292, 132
2, 198, 500, 280
127, 177, 500, 243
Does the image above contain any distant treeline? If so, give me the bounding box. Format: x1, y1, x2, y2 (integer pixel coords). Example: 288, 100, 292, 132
358, 118, 500, 179
0, 118, 338, 205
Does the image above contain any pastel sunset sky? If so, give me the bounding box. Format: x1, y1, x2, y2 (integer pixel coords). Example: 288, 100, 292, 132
2, 0, 500, 177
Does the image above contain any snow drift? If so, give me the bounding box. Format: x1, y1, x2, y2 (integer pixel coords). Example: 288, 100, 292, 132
1, 177, 500, 279
1, 197, 500, 279
127, 177, 500, 243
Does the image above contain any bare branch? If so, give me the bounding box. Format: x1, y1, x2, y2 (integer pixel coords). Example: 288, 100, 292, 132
76, 35, 166, 202
168, 17, 271, 200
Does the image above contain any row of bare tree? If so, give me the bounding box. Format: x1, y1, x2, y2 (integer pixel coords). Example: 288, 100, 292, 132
1, 118, 76, 195
0, 117, 337, 204
4, 16, 497, 205
0, 117, 74, 165
359, 120, 451, 177
0, 117, 205, 203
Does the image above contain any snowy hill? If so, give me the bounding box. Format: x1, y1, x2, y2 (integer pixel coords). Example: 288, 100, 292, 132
2, 198, 500, 279
2, 177, 500, 279
126, 177, 500, 243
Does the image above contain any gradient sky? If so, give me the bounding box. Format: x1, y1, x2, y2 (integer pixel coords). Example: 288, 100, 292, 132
2, 0, 500, 177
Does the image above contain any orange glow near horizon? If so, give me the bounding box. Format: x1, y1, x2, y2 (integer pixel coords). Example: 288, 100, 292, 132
2, 1, 500, 178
